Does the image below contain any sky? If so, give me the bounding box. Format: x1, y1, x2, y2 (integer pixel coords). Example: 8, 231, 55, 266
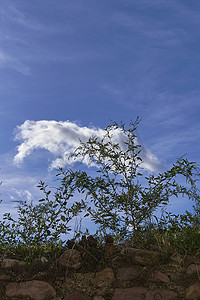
0, 0, 200, 235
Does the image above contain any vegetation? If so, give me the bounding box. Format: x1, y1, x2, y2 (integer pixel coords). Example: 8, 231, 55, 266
0, 118, 200, 262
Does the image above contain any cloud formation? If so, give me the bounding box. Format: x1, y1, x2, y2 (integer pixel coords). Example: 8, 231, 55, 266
0, 50, 30, 75
13, 120, 162, 172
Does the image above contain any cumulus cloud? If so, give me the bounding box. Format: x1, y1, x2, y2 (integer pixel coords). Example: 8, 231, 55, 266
13, 120, 162, 172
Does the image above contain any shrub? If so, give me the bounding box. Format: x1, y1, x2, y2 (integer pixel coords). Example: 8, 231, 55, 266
69, 118, 200, 244
0, 169, 86, 260
0, 118, 200, 257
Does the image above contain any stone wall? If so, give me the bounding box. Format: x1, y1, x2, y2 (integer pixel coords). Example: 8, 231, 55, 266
0, 237, 200, 300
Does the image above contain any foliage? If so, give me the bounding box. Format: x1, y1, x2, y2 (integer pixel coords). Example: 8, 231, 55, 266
0, 118, 200, 259
0, 169, 86, 261
70, 118, 200, 243
153, 210, 200, 254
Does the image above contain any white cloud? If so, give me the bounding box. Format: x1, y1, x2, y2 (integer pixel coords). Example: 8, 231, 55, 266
8, 188, 32, 202
0, 50, 30, 75
0, 169, 43, 203
13, 120, 162, 172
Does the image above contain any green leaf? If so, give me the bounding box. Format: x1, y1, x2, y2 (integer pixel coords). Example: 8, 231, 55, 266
61, 215, 66, 222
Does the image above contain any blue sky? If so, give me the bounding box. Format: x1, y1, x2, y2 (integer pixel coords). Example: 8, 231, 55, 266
0, 0, 200, 231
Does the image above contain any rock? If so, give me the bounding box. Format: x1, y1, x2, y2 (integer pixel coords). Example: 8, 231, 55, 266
169, 272, 182, 281
57, 249, 82, 270
112, 287, 148, 300
111, 287, 177, 300
124, 248, 161, 265
185, 282, 200, 299
6, 280, 56, 300
170, 253, 183, 265
0, 284, 4, 297
146, 289, 177, 300
116, 267, 140, 281
93, 267, 115, 286
93, 296, 105, 300
64, 293, 91, 300
1, 258, 26, 268
186, 264, 200, 276
0, 274, 11, 281
148, 271, 169, 283
112, 255, 128, 268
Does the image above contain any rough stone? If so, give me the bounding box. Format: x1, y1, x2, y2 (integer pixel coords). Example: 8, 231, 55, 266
1, 242, 200, 300
145, 289, 177, 300
111, 287, 148, 300
169, 272, 182, 281
93, 296, 105, 300
111, 255, 128, 268
57, 249, 82, 270
6, 280, 56, 300
0, 284, 4, 297
116, 267, 140, 281
93, 267, 115, 286
148, 271, 169, 283
111, 287, 177, 300
186, 264, 200, 276
170, 253, 183, 265
0, 274, 11, 280
124, 248, 161, 265
185, 282, 200, 299
64, 293, 91, 300
1, 258, 26, 268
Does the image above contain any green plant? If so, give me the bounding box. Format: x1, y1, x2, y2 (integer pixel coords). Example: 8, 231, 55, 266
154, 209, 200, 254
0, 169, 86, 261
68, 118, 200, 244
0, 118, 200, 258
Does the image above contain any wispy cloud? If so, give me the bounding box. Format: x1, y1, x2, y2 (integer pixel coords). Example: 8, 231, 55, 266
8, 188, 32, 202
0, 166, 41, 201
0, 165, 44, 218
0, 50, 30, 75
13, 120, 162, 172
0, 0, 44, 31
111, 0, 200, 48
149, 122, 200, 160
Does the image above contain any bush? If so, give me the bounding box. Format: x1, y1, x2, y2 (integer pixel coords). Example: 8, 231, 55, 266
0, 169, 86, 261
0, 118, 200, 258
70, 118, 200, 244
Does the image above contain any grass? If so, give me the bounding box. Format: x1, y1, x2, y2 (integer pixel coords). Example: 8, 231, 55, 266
0, 219, 200, 266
